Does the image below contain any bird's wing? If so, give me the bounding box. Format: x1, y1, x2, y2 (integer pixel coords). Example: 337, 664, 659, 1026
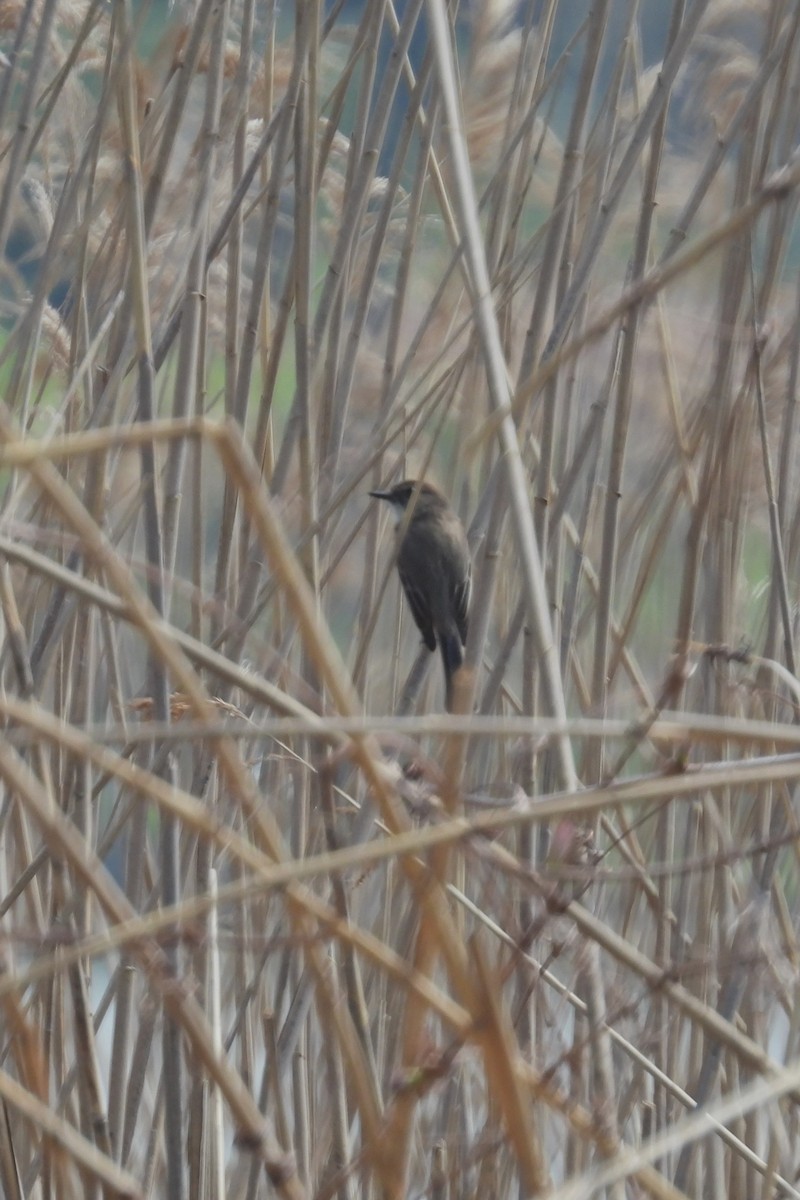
398, 563, 437, 651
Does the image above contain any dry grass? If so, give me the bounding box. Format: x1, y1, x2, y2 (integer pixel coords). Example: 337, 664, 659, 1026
2, 1, 800, 1197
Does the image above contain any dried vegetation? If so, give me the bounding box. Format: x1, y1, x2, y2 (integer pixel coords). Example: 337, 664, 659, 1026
2, 0, 800, 1197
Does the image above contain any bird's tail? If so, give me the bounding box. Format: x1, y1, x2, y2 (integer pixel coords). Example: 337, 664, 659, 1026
440, 627, 465, 712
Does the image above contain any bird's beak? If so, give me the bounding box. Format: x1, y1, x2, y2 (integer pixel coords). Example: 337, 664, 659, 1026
369, 489, 392, 501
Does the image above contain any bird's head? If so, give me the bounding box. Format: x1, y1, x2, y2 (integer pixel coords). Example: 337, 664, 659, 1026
369, 479, 446, 525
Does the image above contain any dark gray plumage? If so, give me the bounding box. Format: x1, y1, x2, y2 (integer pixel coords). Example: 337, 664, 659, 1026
370, 480, 471, 708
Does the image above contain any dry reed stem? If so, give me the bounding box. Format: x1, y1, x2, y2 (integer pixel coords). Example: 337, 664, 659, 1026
493, 151, 800, 446
425, 0, 577, 794
550, 1056, 800, 1200
471, 932, 550, 1191
3, 3, 800, 1196
0, 1067, 142, 1199
0, 733, 302, 1195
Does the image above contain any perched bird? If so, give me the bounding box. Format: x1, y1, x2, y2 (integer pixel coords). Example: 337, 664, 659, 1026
370, 480, 471, 709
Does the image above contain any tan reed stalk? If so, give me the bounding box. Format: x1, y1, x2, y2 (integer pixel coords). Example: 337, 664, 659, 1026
5, 4, 800, 1196
590, 1, 677, 785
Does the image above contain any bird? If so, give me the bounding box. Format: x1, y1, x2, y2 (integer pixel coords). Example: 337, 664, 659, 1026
370, 479, 471, 709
